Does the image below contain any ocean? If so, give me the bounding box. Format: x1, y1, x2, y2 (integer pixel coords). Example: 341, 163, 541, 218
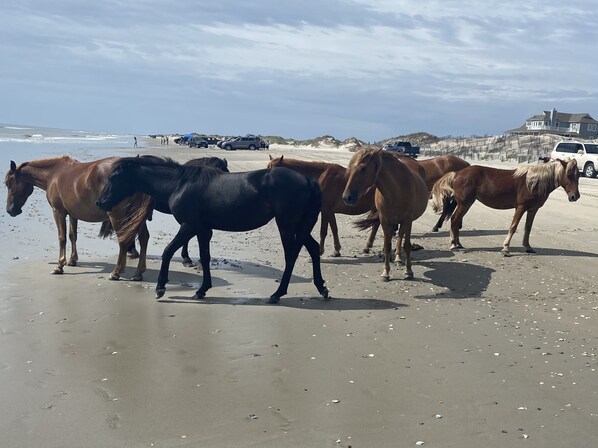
0, 123, 137, 162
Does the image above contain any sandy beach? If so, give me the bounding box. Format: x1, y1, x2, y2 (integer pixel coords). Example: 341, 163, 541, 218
1, 140, 598, 447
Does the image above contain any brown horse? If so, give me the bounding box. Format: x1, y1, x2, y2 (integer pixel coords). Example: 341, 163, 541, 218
431, 159, 581, 255
342, 148, 428, 280
268, 153, 468, 255
268, 155, 377, 256
5, 156, 152, 279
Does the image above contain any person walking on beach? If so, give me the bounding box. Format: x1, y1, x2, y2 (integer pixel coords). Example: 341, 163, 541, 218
134, 136, 138, 148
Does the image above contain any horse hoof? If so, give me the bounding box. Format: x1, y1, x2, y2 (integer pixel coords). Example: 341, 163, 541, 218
67, 260, 77, 267
192, 291, 206, 300
155, 287, 166, 299
381, 275, 390, 282
432, 227, 439, 232
319, 286, 330, 300
404, 273, 414, 280
362, 248, 370, 254
501, 250, 511, 257
267, 296, 280, 304
131, 273, 143, 281
182, 259, 195, 268
109, 273, 120, 281
51, 268, 64, 275
332, 251, 341, 257
450, 244, 463, 251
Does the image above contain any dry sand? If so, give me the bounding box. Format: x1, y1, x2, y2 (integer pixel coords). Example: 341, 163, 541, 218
1, 141, 598, 447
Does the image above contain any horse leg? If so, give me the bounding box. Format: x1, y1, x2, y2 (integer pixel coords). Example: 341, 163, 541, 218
522, 208, 539, 253
181, 239, 195, 267
319, 212, 328, 256
501, 206, 526, 256
380, 220, 394, 281
328, 213, 342, 257
303, 234, 329, 299
156, 223, 196, 298
131, 222, 149, 281
363, 220, 379, 254
67, 217, 79, 266
449, 201, 472, 250
194, 229, 214, 299
269, 228, 302, 304
52, 210, 68, 275
401, 223, 415, 279
127, 240, 140, 259
393, 224, 403, 264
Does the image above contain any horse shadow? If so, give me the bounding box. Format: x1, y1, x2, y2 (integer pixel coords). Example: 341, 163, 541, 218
448, 246, 598, 258
70, 260, 406, 311
421, 229, 509, 239
413, 260, 495, 300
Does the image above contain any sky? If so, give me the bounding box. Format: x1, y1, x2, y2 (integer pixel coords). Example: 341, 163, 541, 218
2, 0, 598, 141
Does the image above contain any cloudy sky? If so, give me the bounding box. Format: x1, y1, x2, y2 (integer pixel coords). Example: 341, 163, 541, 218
2, 0, 598, 141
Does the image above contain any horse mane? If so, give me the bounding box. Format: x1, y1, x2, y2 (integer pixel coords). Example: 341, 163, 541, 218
117, 155, 223, 185
17, 155, 78, 172
513, 161, 562, 196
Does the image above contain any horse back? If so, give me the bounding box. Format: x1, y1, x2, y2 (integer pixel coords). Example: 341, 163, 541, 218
420, 155, 470, 191
178, 167, 319, 232
454, 165, 519, 209
47, 157, 123, 221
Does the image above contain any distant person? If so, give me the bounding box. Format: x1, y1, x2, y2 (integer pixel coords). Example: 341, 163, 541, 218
166, 136, 169, 145
134, 136, 138, 148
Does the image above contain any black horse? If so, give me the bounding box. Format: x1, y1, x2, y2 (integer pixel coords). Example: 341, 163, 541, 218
125, 156, 229, 266
96, 155, 329, 304
161, 156, 228, 266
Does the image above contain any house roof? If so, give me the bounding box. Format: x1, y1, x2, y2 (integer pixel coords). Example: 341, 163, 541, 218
526, 110, 598, 124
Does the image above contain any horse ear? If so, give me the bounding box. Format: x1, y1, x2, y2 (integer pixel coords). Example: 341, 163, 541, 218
223, 158, 228, 167
10, 160, 17, 173
268, 154, 273, 160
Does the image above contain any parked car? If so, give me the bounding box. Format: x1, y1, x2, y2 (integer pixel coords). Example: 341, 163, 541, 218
382, 141, 420, 158
188, 136, 208, 148
550, 140, 598, 177
218, 136, 263, 150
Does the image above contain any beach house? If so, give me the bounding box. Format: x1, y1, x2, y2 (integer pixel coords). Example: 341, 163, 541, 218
507, 109, 598, 139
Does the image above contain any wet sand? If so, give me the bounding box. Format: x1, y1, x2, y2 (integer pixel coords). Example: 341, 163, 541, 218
1, 142, 598, 447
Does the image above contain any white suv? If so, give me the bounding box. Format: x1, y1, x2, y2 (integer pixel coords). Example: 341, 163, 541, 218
550, 140, 598, 178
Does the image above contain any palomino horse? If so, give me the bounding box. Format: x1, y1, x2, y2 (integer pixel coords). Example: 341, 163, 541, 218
96, 156, 329, 304
342, 148, 428, 280
431, 159, 580, 255
5, 156, 152, 279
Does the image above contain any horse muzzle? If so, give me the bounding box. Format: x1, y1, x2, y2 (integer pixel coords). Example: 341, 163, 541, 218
342, 191, 358, 206
6, 206, 22, 217
95, 198, 112, 212
569, 193, 580, 202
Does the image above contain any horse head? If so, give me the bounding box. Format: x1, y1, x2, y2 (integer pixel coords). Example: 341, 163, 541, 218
342, 148, 382, 206
558, 159, 581, 202
5, 161, 34, 217
96, 160, 135, 212
267, 155, 284, 169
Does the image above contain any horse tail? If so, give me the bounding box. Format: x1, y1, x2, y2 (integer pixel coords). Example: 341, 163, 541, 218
116, 194, 154, 245
354, 209, 379, 231
431, 171, 457, 215
98, 219, 114, 238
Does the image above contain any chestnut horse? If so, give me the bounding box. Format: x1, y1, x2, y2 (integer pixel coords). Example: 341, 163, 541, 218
268, 155, 376, 256
268, 153, 469, 255
342, 148, 428, 280
431, 159, 580, 255
5, 156, 152, 279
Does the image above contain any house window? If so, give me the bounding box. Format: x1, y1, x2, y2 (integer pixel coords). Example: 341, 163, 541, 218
588, 124, 597, 132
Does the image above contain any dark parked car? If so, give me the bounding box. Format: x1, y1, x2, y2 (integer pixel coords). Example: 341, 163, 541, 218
188, 136, 208, 148
218, 136, 262, 150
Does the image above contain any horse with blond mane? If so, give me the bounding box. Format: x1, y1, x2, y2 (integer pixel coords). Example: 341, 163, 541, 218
431, 159, 580, 255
